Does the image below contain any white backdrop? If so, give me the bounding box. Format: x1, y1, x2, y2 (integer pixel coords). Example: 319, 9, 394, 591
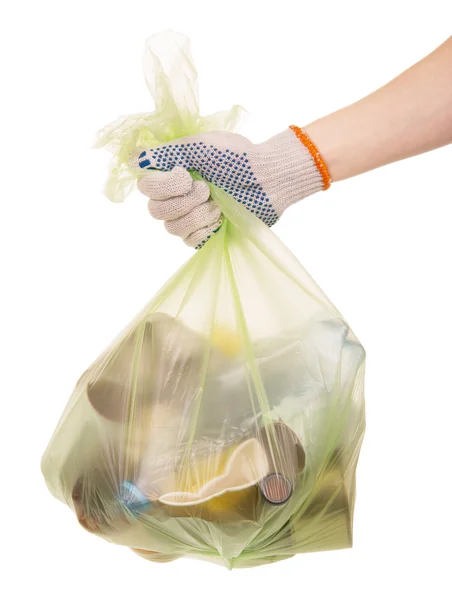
1, 1, 451, 598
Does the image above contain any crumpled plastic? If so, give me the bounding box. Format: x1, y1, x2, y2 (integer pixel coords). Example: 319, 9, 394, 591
42, 31, 366, 569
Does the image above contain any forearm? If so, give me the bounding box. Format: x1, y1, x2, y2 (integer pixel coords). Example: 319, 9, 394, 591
304, 37, 452, 182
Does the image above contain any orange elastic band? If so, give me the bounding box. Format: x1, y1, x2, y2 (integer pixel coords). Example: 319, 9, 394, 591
289, 125, 331, 190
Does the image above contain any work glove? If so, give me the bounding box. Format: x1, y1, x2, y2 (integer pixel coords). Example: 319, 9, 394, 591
131, 126, 331, 248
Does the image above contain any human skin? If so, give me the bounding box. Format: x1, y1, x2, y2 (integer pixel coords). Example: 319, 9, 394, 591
134, 37, 452, 245
304, 37, 452, 182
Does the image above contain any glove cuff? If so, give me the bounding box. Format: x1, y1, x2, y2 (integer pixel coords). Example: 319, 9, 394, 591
260, 126, 331, 217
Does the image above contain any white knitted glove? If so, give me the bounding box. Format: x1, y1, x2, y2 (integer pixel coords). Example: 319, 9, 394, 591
131, 128, 329, 248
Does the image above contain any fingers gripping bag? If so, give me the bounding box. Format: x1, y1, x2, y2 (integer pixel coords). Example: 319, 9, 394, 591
41, 32, 366, 569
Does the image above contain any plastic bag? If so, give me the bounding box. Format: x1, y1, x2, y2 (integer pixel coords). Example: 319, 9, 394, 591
42, 32, 366, 569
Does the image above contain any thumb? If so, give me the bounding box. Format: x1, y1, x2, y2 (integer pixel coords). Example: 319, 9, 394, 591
129, 134, 206, 173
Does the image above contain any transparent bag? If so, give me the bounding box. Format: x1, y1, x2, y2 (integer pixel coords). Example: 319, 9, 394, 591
41, 32, 366, 569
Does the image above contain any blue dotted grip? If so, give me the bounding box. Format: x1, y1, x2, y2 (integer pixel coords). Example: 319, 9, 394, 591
138, 142, 278, 228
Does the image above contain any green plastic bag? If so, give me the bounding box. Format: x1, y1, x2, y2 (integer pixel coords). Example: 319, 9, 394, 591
42, 32, 366, 569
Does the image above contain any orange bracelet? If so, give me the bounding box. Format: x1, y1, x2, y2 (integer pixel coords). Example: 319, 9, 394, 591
289, 125, 331, 191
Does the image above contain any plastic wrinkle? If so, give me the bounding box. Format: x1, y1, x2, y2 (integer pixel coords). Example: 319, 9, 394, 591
42, 31, 366, 569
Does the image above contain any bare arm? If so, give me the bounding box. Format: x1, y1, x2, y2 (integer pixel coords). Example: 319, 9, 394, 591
304, 37, 452, 182
134, 38, 452, 246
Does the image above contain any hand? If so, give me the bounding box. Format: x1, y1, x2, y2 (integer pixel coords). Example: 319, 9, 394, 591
131, 129, 327, 247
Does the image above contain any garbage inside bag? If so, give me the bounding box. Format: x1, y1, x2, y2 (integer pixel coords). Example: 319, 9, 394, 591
41, 31, 366, 569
